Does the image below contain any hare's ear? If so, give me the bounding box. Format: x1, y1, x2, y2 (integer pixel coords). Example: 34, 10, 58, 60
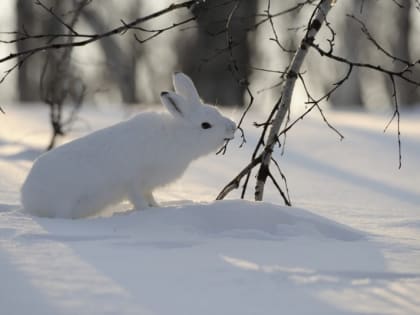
172, 72, 201, 104
160, 91, 191, 118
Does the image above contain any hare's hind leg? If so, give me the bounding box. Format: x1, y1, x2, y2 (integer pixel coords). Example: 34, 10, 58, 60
128, 188, 158, 210
129, 195, 148, 210
145, 192, 159, 207
128, 187, 148, 210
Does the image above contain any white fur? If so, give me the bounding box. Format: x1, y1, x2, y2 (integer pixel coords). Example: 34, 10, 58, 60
21, 72, 236, 218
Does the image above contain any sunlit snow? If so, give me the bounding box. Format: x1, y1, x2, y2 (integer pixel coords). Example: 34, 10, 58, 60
1, 105, 419, 315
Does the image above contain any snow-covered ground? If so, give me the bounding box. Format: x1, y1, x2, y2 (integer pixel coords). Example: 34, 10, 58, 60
1, 105, 419, 315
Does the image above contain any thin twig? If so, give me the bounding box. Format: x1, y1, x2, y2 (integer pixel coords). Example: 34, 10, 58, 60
268, 171, 291, 206
384, 75, 402, 169
0, 0, 198, 64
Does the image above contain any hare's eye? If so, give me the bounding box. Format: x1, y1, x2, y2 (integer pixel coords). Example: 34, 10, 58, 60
201, 122, 212, 129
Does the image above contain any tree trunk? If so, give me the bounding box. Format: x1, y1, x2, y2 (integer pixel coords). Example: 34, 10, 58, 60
392, 0, 419, 107
255, 0, 334, 201
16, 0, 41, 102
82, 9, 138, 104
328, 1, 363, 108
177, 0, 257, 107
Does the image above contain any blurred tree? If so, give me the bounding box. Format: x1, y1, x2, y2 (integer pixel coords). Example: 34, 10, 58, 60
16, 0, 80, 103
16, 0, 44, 102
392, 0, 419, 107
16, 0, 141, 104
177, 0, 258, 107
327, 0, 363, 108
39, 0, 87, 149
82, 1, 140, 104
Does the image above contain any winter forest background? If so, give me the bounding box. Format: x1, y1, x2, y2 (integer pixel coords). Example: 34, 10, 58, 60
1, 0, 419, 110
1, 2, 420, 314
1, 0, 419, 202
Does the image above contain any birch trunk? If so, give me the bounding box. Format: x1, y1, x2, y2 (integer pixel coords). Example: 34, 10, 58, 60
254, 0, 335, 201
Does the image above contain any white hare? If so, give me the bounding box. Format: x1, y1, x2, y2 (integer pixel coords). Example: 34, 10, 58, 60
21, 72, 236, 218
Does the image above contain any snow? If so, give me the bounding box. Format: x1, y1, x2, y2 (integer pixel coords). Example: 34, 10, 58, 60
1, 105, 420, 315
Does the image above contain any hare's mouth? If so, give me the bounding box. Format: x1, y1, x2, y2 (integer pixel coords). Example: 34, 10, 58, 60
224, 137, 234, 141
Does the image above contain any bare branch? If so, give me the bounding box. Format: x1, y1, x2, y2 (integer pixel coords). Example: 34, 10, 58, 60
310, 43, 420, 86
270, 157, 291, 204
0, 51, 35, 84
297, 73, 344, 140
35, 0, 80, 35
384, 75, 402, 169
268, 170, 291, 206
0, 0, 199, 64
216, 154, 262, 200
254, 0, 334, 201
266, 0, 296, 54
132, 16, 196, 44
217, 0, 416, 204
347, 14, 413, 67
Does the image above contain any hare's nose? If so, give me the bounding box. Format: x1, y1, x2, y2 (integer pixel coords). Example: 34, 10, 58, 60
226, 120, 236, 134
